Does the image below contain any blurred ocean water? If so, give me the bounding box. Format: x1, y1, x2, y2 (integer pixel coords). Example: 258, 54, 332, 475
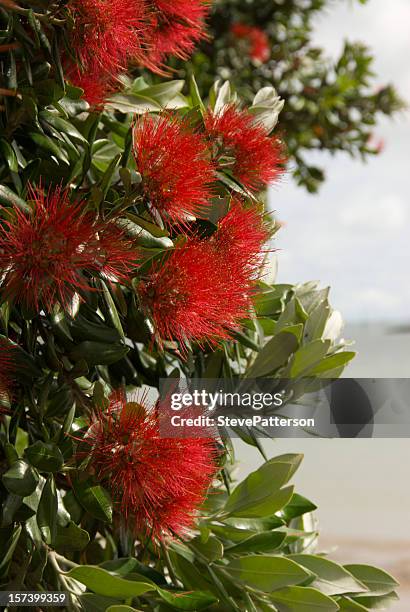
343, 323, 410, 378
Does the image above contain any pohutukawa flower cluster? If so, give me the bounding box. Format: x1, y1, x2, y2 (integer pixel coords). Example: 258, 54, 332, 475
204, 104, 285, 192
65, 0, 145, 104
0, 186, 138, 311
65, 0, 211, 103
81, 391, 217, 540
133, 108, 284, 212
138, 200, 269, 349
134, 107, 283, 349
132, 114, 215, 225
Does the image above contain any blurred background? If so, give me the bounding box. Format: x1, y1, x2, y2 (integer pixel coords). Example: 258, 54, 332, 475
239, 0, 410, 609
276, 0, 410, 376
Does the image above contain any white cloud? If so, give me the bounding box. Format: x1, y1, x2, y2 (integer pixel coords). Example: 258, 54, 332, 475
339, 194, 407, 232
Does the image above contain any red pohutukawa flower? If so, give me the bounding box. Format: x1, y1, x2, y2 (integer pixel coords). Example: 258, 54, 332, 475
204, 104, 286, 193
68, 72, 115, 108
0, 339, 15, 406
0, 186, 137, 310
65, 0, 146, 104
65, 0, 210, 103
143, 0, 211, 69
212, 198, 270, 279
83, 391, 217, 540
231, 23, 271, 63
133, 113, 215, 224
139, 199, 269, 349
139, 238, 242, 347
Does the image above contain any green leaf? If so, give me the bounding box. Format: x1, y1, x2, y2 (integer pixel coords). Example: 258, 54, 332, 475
190, 75, 205, 111
278, 324, 304, 343
101, 280, 125, 339
99, 558, 140, 576
66, 565, 155, 598
58, 402, 76, 442
106, 93, 162, 114
0, 525, 22, 572
351, 591, 399, 609
270, 586, 340, 611
37, 475, 58, 545
3, 442, 18, 465
233, 329, 261, 352
190, 535, 224, 561
54, 521, 90, 552
246, 331, 299, 377
69, 341, 129, 366
212, 522, 282, 548
29, 132, 68, 164
99, 153, 121, 198
123, 213, 169, 238
72, 477, 113, 522
2, 459, 39, 496
254, 285, 292, 317
62, 490, 83, 523
39, 111, 87, 143
216, 170, 250, 197
70, 314, 121, 344
0, 138, 19, 172
119, 216, 173, 249
156, 588, 218, 610
290, 340, 331, 377
289, 555, 368, 596
337, 598, 369, 611
139, 80, 185, 106
275, 299, 307, 333
308, 352, 356, 377
101, 558, 166, 586
169, 552, 216, 594
303, 300, 331, 342
280, 494, 317, 521
224, 556, 311, 592
344, 565, 399, 597
0, 185, 30, 212
226, 530, 286, 554
24, 441, 64, 473
224, 454, 302, 517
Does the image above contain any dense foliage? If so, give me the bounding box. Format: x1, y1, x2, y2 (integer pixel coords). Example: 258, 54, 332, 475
0, 1, 399, 610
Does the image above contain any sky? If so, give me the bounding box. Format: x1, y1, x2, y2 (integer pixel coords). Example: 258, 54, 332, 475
274, 0, 410, 323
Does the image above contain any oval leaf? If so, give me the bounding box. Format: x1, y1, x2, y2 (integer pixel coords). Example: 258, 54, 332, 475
37, 475, 58, 545
270, 586, 339, 611
224, 556, 311, 592
224, 455, 302, 518
289, 555, 368, 596
72, 477, 113, 523
344, 564, 399, 597
24, 441, 64, 473
66, 565, 155, 598
2, 459, 39, 496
